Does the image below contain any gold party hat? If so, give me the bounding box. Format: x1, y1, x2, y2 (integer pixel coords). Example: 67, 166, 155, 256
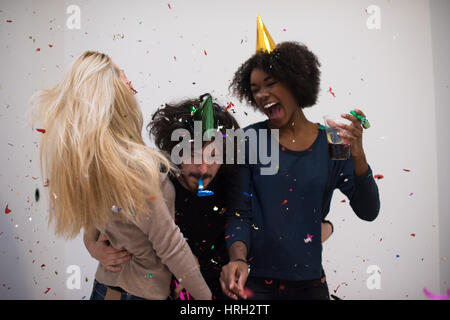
256, 14, 276, 53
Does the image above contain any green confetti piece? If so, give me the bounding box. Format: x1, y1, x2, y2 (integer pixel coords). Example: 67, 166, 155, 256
145, 273, 152, 279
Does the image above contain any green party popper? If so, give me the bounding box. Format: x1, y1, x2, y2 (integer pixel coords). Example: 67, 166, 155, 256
350, 110, 370, 129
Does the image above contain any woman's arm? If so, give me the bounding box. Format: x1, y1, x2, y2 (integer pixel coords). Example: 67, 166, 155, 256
136, 177, 212, 300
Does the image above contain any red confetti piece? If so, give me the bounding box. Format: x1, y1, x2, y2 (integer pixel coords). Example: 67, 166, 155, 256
308, 148, 313, 152
44, 179, 49, 187
403, 169, 411, 172
41, 264, 46, 269
282, 28, 286, 31
5, 204, 11, 214
173, 56, 176, 61
281, 147, 286, 151
409, 192, 414, 197
410, 233, 416, 237
279, 285, 286, 290
225, 235, 231, 239
265, 280, 273, 285
374, 174, 384, 180
48, 44, 53, 48
6, 19, 13, 23
36, 48, 41, 52
36, 128, 46, 133
341, 199, 346, 203
44, 288, 51, 294
281, 200, 287, 206
225, 101, 234, 111
204, 49, 207, 56
168, 3, 172, 9
328, 87, 336, 98
244, 288, 254, 298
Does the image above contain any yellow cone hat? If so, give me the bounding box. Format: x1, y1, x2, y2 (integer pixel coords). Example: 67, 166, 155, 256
256, 14, 276, 53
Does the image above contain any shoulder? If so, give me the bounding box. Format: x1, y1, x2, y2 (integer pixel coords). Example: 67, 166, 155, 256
160, 173, 176, 201
243, 120, 268, 132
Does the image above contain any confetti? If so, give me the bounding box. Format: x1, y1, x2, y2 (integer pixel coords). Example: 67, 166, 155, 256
304, 233, 313, 243
44, 288, 51, 294
225, 101, 234, 111
244, 288, 254, 298
423, 287, 449, 300
5, 19, 13, 23
168, 3, 172, 9
251, 224, 259, 230
243, 192, 253, 198
281, 200, 287, 206
5, 204, 11, 214
328, 87, 336, 98
403, 169, 411, 172
333, 282, 347, 294
203, 49, 207, 56
374, 174, 384, 180
235, 212, 240, 217
48, 44, 53, 48
145, 273, 153, 279
36, 48, 41, 52
36, 128, 46, 133
35, 188, 40, 202
409, 192, 414, 197
111, 205, 122, 213
265, 280, 273, 285
410, 233, 416, 237
213, 206, 218, 211
341, 199, 346, 203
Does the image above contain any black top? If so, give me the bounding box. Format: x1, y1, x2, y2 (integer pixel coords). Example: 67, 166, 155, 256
171, 169, 231, 296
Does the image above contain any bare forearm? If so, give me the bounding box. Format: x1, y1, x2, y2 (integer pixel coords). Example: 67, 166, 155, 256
228, 241, 248, 261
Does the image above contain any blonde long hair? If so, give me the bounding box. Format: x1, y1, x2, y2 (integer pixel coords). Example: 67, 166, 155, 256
30, 51, 173, 239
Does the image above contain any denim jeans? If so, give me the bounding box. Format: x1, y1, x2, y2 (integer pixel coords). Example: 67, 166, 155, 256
90, 279, 148, 300
245, 276, 330, 300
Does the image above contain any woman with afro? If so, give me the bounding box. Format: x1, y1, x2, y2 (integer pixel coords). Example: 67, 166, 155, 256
220, 41, 380, 300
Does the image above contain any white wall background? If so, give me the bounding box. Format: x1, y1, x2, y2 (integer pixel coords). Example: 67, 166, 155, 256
0, 0, 448, 299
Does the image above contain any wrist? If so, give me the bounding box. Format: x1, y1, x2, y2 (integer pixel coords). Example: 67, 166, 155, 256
231, 258, 249, 265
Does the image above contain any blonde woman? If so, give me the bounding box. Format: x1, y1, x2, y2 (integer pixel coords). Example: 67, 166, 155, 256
30, 51, 212, 300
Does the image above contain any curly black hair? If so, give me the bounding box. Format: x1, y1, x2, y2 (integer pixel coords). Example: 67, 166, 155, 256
229, 41, 321, 110
147, 93, 240, 158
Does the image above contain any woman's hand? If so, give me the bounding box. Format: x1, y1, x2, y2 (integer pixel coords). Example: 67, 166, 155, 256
336, 109, 366, 159
337, 109, 370, 176
220, 260, 249, 300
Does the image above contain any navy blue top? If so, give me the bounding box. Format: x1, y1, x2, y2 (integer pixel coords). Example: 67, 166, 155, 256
225, 120, 380, 281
